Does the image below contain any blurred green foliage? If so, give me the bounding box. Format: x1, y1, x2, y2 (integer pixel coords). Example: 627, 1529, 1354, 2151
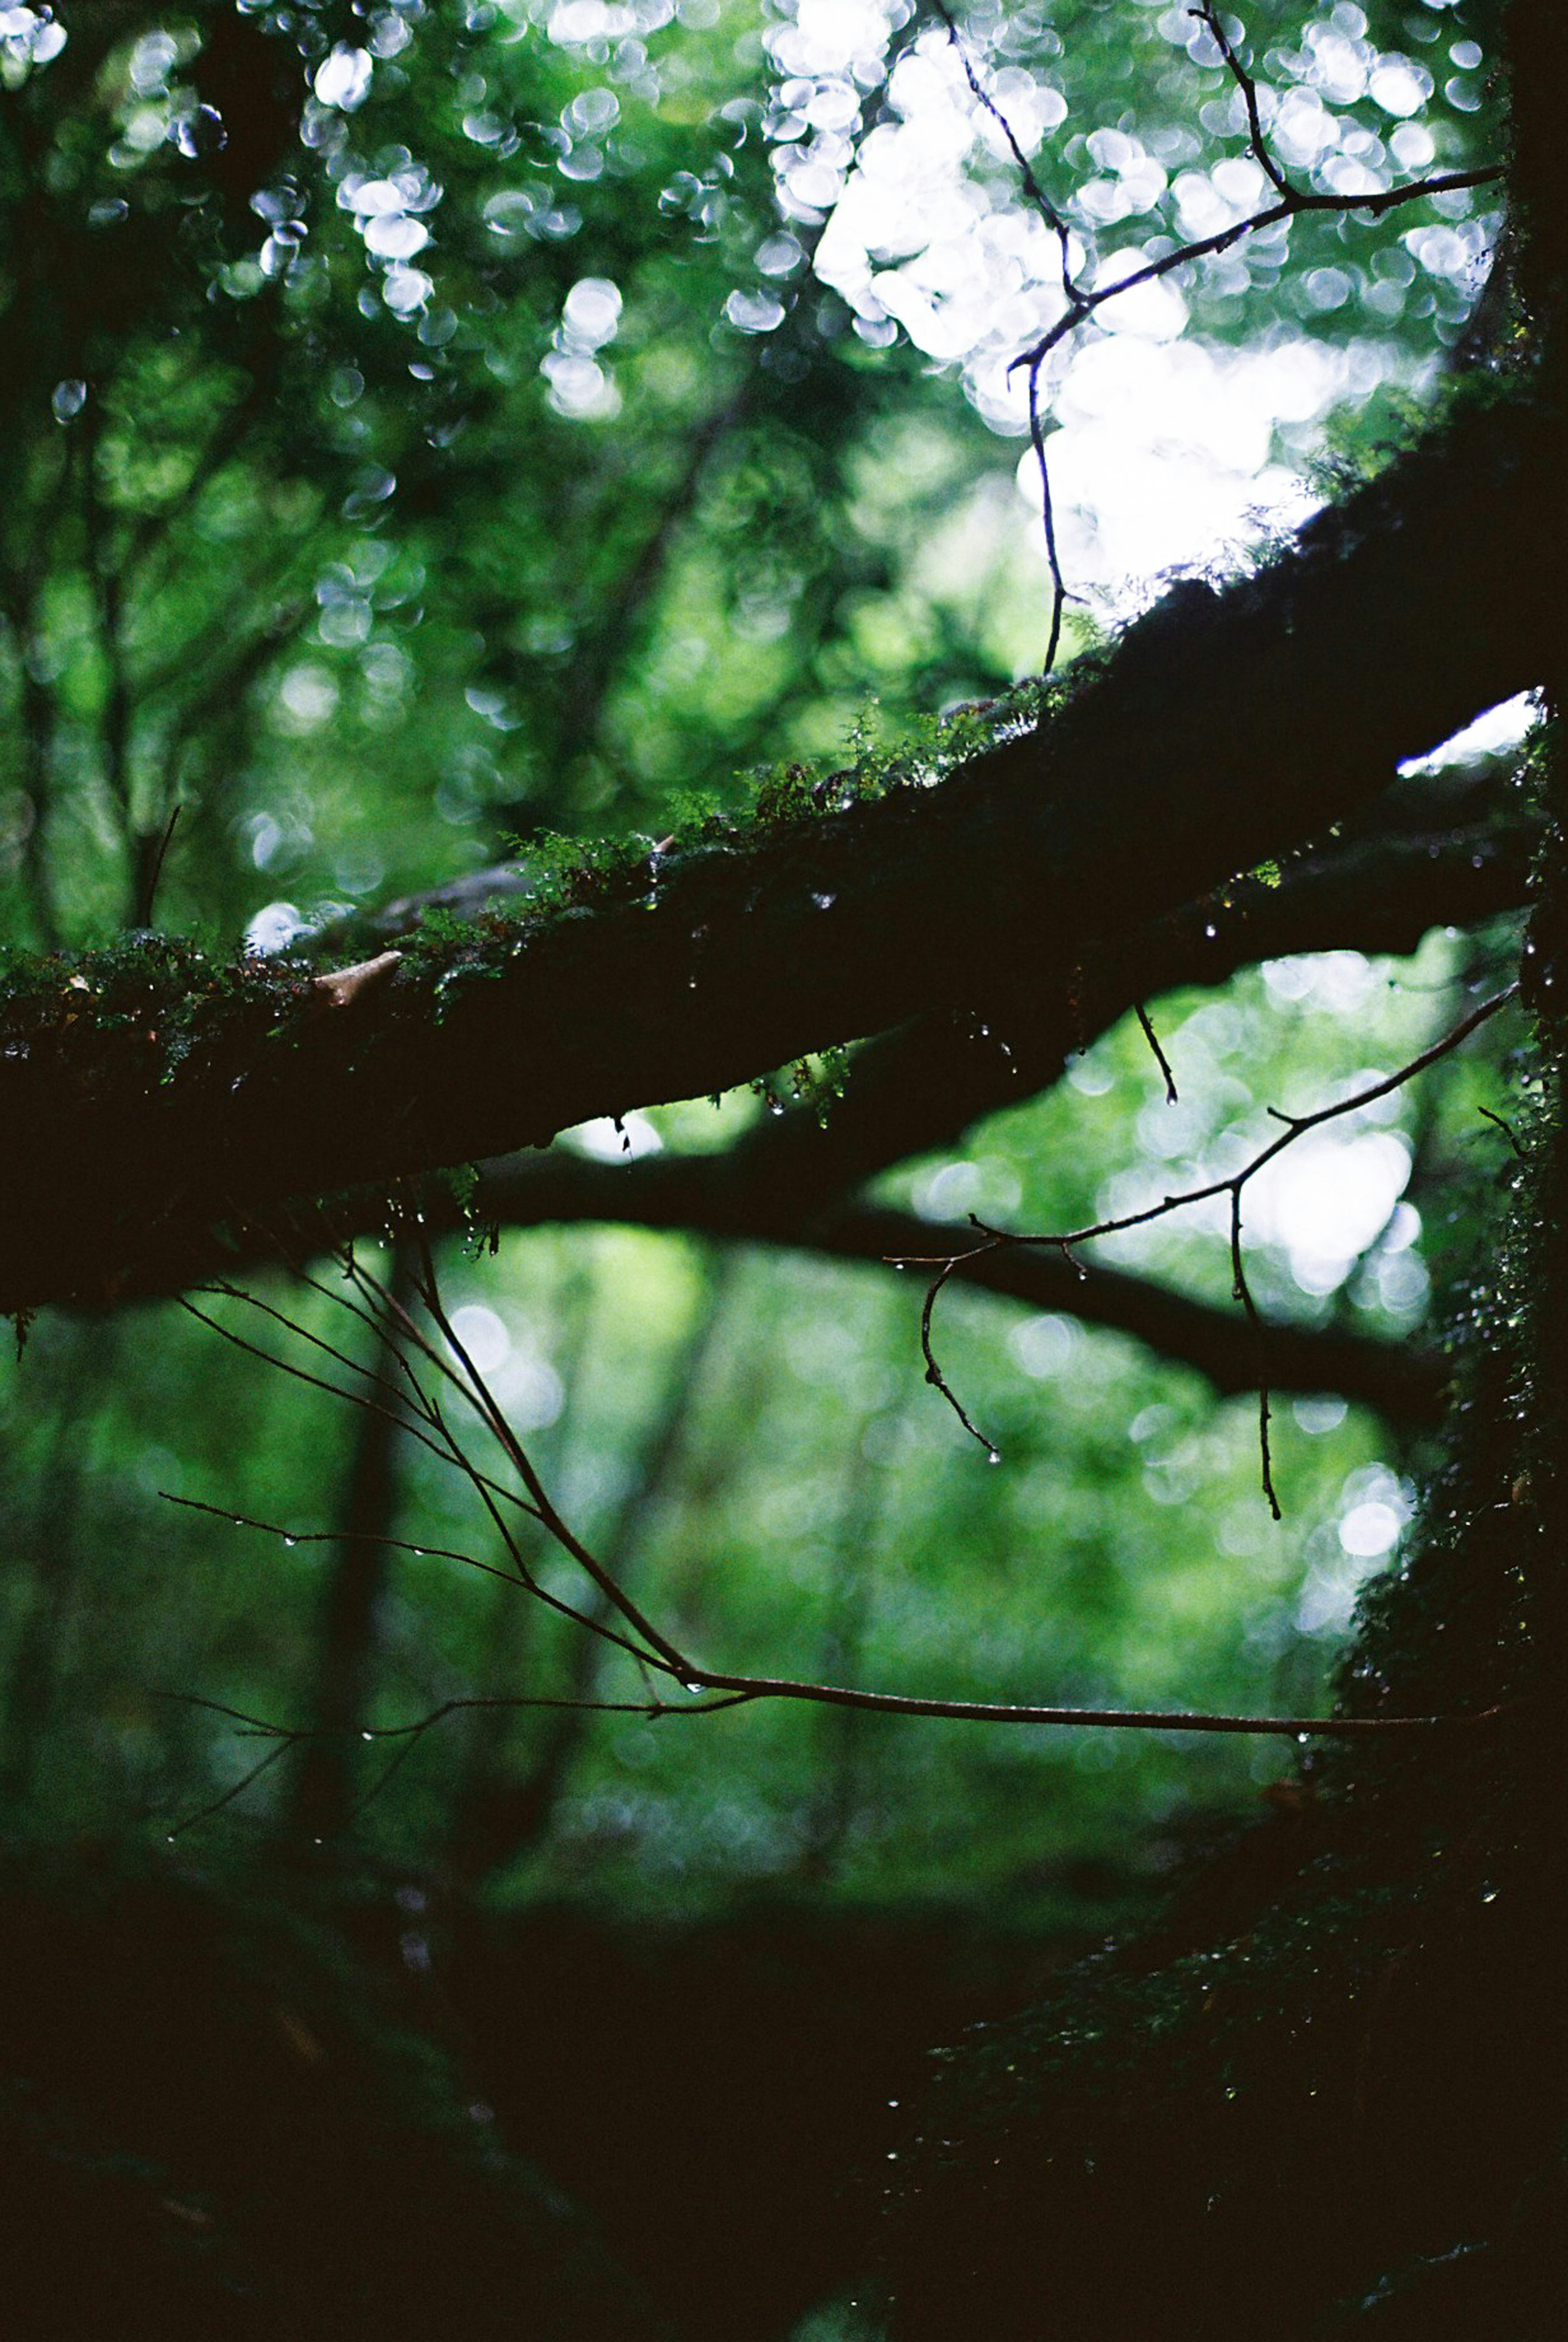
0, 0, 1523, 1926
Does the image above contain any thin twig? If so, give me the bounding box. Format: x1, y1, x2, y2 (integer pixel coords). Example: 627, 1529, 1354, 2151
177, 1253, 702, 1679
181, 1289, 542, 1519
1007, 165, 1501, 372
140, 803, 182, 929
160, 1494, 521, 1587
160, 1483, 671, 1678
1477, 1104, 1527, 1160
403, 1230, 697, 1679
1229, 1184, 1279, 1519
931, 0, 1075, 264
905, 984, 1518, 1489
1192, 3, 1293, 197
163, 1734, 294, 1837
1026, 351, 1074, 677
196, 1278, 420, 1414
162, 1674, 1517, 1844
1136, 1003, 1179, 1103
934, 0, 1082, 666
935, 2, 1502, 674
917, 1249, 1002, 1459
163, 1172, 1521, 1842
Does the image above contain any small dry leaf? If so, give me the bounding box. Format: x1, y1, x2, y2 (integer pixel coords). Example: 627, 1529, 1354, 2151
310, 950, 403, 1011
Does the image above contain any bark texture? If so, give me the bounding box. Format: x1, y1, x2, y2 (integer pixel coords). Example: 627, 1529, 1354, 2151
0, 398, 1555, 1315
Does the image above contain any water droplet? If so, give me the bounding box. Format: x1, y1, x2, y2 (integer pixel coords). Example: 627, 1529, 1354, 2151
888, 2097, 900, 2108
987, 1448, 1002, 1465
1204, 923, 1218, 939
1480, 1885, 1498, 1904
361, 1730, 374, 1742
283, 1535, 297, 1547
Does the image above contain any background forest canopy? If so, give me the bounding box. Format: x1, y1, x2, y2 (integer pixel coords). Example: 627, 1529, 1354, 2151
0, 0, 1541, 1923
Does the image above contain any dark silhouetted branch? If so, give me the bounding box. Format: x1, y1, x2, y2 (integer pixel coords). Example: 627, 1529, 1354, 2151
0, 395, 1555, 1315
937, 0, 1503, 668
909, 985, 1519, 1499
160, 1238, 1517, 1837
71, 793, 1533, 1417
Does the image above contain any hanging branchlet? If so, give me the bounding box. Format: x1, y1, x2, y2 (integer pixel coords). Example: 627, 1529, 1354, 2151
1135, 1004, 1180, 1104
162, 1093, 1521, 1841
900, 984, 1519, 1505
935, 0, 1502, 672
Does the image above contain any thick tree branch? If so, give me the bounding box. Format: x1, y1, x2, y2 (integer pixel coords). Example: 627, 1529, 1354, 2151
690, 788, 1535, 1224
0, 396, 1554, 1313
849, 1204, 1446, 1427
427, 1163, 1452, 1431
86, 796, 1532, 1313
109, 810, 1498, 1430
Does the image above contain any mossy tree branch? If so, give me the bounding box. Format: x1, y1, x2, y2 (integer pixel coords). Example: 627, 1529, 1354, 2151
0, 395, 1555, 1316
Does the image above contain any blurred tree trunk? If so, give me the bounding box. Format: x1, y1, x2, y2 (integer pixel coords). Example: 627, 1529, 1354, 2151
0, 1324, 118, 1812
290, 1244, 416, 1844
798, 1313, 915, 1883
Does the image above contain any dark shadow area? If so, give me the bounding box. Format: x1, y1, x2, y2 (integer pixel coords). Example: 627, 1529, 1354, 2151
0, 1843, 1129, 2339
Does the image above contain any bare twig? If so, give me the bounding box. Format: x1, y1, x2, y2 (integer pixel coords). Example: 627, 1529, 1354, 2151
160, 1494, 522, 1589
904, 983, 1519, 1496
935, 3, 1502, 672
163, 1733, 295, 1838
918, 1251, 1002, 1461
156, 1685, 744, 1837
139, 804, 182, 930
1135, 1003, 1179, 1103
160, 1667, 1516, 1835
399, 1230, 697, 1679
178, 1293, 512, 1501
930, 0, 1075, 275
163, 1168, 1519, 1840
1192, 2, 1292, 198
178, 1251, 704, 1682
1477, 1104, 1526, 1160
1229, 1183, 1280, 1520
1025, 350, 1075, 679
